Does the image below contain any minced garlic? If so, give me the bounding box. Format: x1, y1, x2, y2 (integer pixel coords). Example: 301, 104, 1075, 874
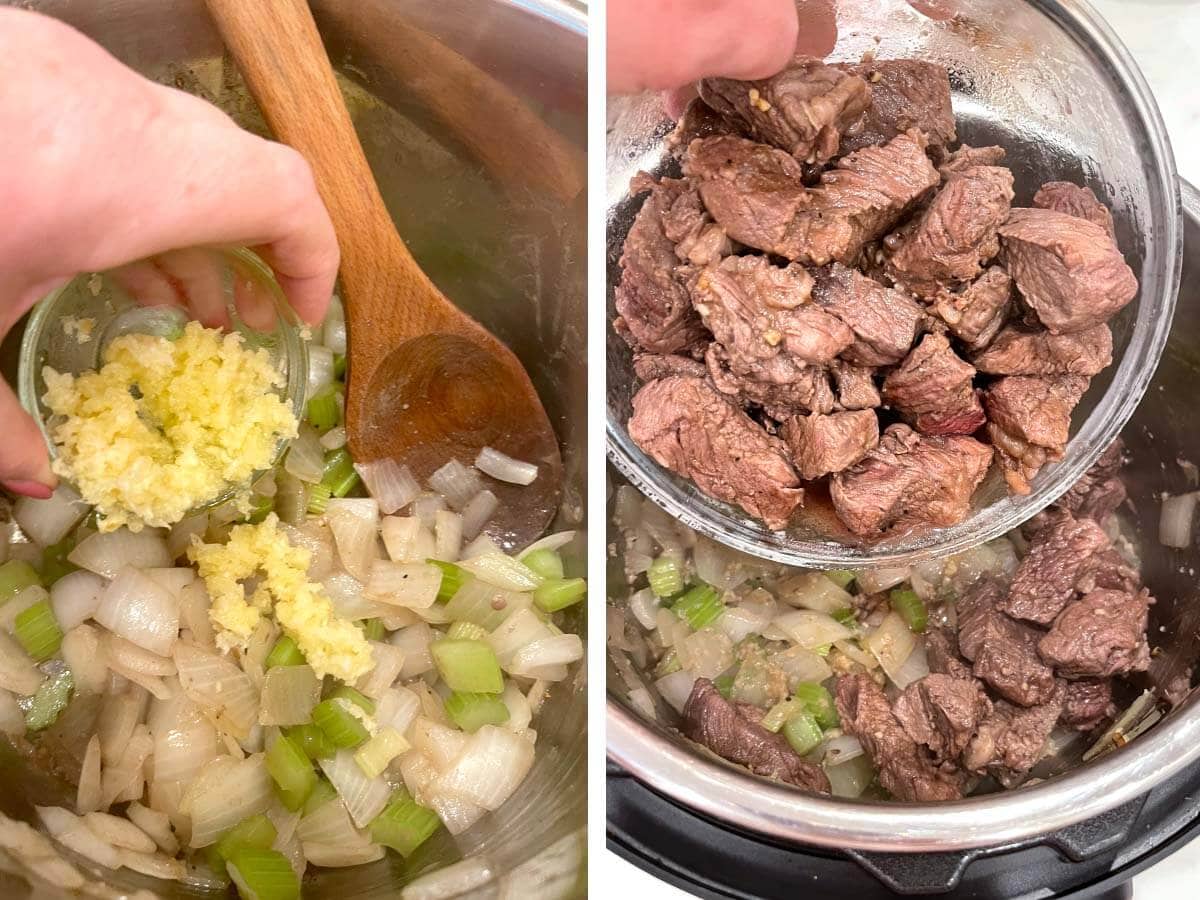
189, 514, 372, 682
42, 321, 297, 533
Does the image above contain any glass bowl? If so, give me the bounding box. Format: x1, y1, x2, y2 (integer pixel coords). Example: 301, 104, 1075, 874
606, 0, 1183, 568
17, 245, 309, 518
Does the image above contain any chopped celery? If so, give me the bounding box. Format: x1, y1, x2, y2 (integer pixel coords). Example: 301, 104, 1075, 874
782, 710, 823, 755
333, 354, 347, 379
40, 538, 78, 587
306, 383, 340, 432
533, 577, 587, 613
26, 669, 72, 731
890, 588, 928, 634
761, 698, 799, 733
713, 672, 736, 700
671, 584, 723, 630
653, 648, 681, 678
285, 724, 334, 760
832, 607, 858, 628
0, 561, 40, 603
15, 600, 63, 662
825, 569, 856, 590
321, 448, 359, 497
264, 734, 316, 811
354, 728, 409, 779
311, 700, 369, 749
444, 692, 510, 732
264, 635, 306, 669
302, 776, 337, 815
245, 495, 274, 525
215, 814, 277, 863
227, 847, 300, 900
793, 682, 839, 730
428, 560, 467, 603
521, 548, 564, 581
647, 556, 684, 598
359, 618, 386, 642
430, 638, 503, 694
369, 790, 442, 858
328, 685, 375, 715
446, 621, 488, 642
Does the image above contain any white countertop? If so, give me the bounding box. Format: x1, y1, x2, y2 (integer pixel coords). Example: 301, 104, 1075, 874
605, 1, 1200, 896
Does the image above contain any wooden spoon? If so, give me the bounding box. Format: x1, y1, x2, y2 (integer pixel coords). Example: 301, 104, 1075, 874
203, 0, 563, 548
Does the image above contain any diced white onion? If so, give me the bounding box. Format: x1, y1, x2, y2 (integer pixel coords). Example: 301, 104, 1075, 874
434, 725, 535, 811
716, 593, 778, 644
460, 490, 499, 540
322, 572, 388, 620
864, 612, 921, 689
326, 499, 380, 582
488, 608, 554, 668
125, 802, 179, 856
355, 459, 421, 515
833, 639, 878, 670
458, 552, 542, 592
776, 572, 854, 613
392, 624, 435, 679
501, 681, 533, 734
768, 645, 832, 688
0, 688, 25, 737
425, 793, 486, 836
284, 426, 326, 484
69, 529, 170, 578
434, 510, 463, 562
496, 828, 584, 900
826, 753, 876, 798
428, 460, 484, 510
375, 686, 421, 735
103, 633, 175, 677
517, 530, 577, 558
771, 610, 852, 649
628, 588, 660, 631
0, 584, 47, 632
14, 485, 88, 547
475, 447, 539, 485
321, 297, 347, 354
355, 642, 405, 700
0, 630, 44, 696
306, 345, 335, 398
98, 683, 148, 766
507, 634, 584, 680
365, 561, 442, 609
1160, 491, 1199, 548
692, 536, 751, 592
100, 724, 152, 806
118, 849, 187, 881
296, 796, 362, 845
76, 735, 101, 813
259, 665, 321, 726
854, 567, 911, 594
320, 425, 348, 451
678, 629, 733, 680
302, 840, 384, 868
822, 734, 865, 765
184, 754, 272, 847
178, 580, 216, 650
410, 493, 447, 528
143, 567, 196, 598
318, 749, 392, 828
410, 717, 468, 770
94, 567, 179, 656
38, 806, 121, 869
401, 856, 496, 900
84, 812, 156, 854
461, 534, 502, 560
174, 644, 260, 738
151, 695, 219, 785
61, 625, 108, 695
654, 670, 697, 715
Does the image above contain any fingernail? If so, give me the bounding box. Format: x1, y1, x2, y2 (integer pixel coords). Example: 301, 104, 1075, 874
3, 480, 53, 500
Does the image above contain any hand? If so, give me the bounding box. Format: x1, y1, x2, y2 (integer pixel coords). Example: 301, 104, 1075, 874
0, 9, 339, 499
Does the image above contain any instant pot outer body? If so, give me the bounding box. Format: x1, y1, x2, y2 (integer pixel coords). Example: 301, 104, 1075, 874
606, 182, 1200, 896
0, 0, 586, 897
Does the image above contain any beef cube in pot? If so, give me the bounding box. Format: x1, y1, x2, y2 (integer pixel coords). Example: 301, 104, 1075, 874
812, 263, 924, 366
690, 256, 853, 384
930, 266, 1012, 351
884, 164, 1015, 297
614, 175, 711, 354
1052, 439, 1127, 524
705, 345, 836, 419
939, 144, 1006, 176
830, 359, 881, 410
963, 685, 1065, 779
972, 323, 1112, 377
1003, 512, 1115, 624
1033, 181, 1116, 239
683, 678, 831, 793
881, 332, 985, 436
999, 207, 1137, 334
925, 628, 973, 681
957, 580, 1058, 707
647, 171, 733, 267
1060, 678, 1115, 731
839, 59, 957, 155
669, 98, 745, 154
835, 674, 965, 801
782, 409, 879, 480
699, 58, 872, 165
893, 673, 993, 762
1039, 588, 1152, 678
983, 374, 1090, 493
633, 352, 708, 383
628, 375, 804, 529
830, 424, 993, 535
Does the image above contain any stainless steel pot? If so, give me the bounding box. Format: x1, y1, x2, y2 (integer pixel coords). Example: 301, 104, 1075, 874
608, 178, 1200, 855
0, 0, 586, 895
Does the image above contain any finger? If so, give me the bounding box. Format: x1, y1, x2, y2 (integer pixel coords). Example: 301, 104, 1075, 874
664, 86, 698, 121
150, 249, 231, 329
231, 252, 284, 333
793, 0, 838, 58
0, 378, 56, 498
107, 260, 189, 311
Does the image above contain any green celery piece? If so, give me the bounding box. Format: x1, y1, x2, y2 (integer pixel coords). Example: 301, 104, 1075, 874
428, 560, 468, 603
647, 556, 684, 599
226, 847, 300, 900
0, 561, 40, 603
430, 638, 503, 694
26, 669, 72, 732
40, 538, 78, 587
328, 685, 375, 715
671, 584, 723, 630
333, 355, 347, 379
832, 607, 857, 628
306, 383, 340, 432
214, 814, 277, 864
264, 635, 305, 669
533, 578, 587, 613
520, 548, 564, 581
311, 699, 369, 749
369, 790, 442, 858
793, 682, 839, 730
444, 692, 510, 732
712, 672, 736, 700
302, 777, 338, 816
359, 618, 386, 642
825, 569, 856, 590
890, 588, 928, 634
284, 724, 335, 760
782, 710, 823, 755
15, 600, 63, 662
264, 734, 316, 812
321, 448, 359, 497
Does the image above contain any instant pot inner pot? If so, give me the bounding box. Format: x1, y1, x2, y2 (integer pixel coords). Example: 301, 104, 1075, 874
0, 0, 586, 895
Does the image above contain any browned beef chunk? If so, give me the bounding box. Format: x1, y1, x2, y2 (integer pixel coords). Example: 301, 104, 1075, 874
999, 208, 1137, 334
972, 323, 1112, 377
782, 410, 879, 480
699, 59, 872, 164
884, 165, 1014, 296
1052, 439, 1127, 524
1060, 678, 1114, 731
894, 674, 992, 762
958, 580, 1058, 707
812, 263, 924, 366
614, 176, 711, 354
835, 674, 964, 801
963, 684, 1065, 779
669, 98, 744, 154
628, 375, 804, 528
925, 629, 973, 680
705, 345, 836, 419
930, 266, 1012, 351
983, 375, 1089, 493
939, 144, 1006, 176
830, 360, 881, 410
683, 678, 831, 792
830, 424, 993, 535
687, 131, 939, 266
839, 60, 956, 155
1032, 181, 1116, 239
690, 257, 852, 386
633, 353, 708, 383
1039, 588, 1152, 678
881, 332, 985, 436
1003, 511, 1137, 625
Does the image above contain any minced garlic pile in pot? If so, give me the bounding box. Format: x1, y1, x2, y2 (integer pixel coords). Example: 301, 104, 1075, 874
42, 321, 297, 533
189, 513, 372, 682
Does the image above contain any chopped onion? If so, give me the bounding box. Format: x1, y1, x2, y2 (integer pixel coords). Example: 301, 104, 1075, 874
716, 591, 778, 644
38, 806, 121, 869
435, 725, 535, 811
319, 750, 392, 828
125, 802, 179, 856
259, 665, 321, 726
103, 633, 175, 677
306, 345, 335, 398
178, 580, 216, 650
375, 685, 420, 734
284, 425, 326, 484
184, 754, 272, 847
768, 645, 832, 688
322, 571, 388, 620
401, 856, 496, 900
497, 828, 584, 900
628, 588, 660, 631
776, 573, 853, 613
507, 634, 584, 680
461, 533, 501, 560
356, 642, 405, 700
500, 681, 533, 734
854, 567, 911, 594
410, 493, 448, 527
0, 630, 44, 696
655, 670, 697, 715
822, 734, 864, 765
392, 623, 435, 679
426, 793, 486, 836
84, 812, 156, 854
151, 693, 217, 786
101, 724, 152, 806
428, 460, 484, 509
326, 499, 380, 582
461, 490, 499, 540
365, 561, 442, 609
296, 796, 363, 846
410, 717, 468, 770
833, 639, 878, 670
692, 536, 750, 592
826, 753, 876, 798
488, 608, 554, 668
355, 459, 421, 514
459, 552, 542, 592
320, 425, 347, 451
434, 510, 463, 562
303, 840, 384, 868
14, 485, 88, 547
863, 612, 920, 688
76, 735, 101, 813
174, 644, 260, 738
678, 629, 733, 680
517, 530, 577, 558
69, 529, 170, 579
118, 849, 187, 881
61, 625, 108, 694
771, 610, 852, 649
380, 516, 434, 563
0, 584, 47, 632
628, 687, 656, 719
0, 688, 24, 737
281, 521, 336, 580
1160, 491, 1199, 548
321, 297, 347, 354
99, 683, 148, 766
475, 447, 539, 485
94, 567, 179, 656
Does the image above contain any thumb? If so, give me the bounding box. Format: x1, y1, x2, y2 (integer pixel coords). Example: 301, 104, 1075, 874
0, 377, 56, 499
